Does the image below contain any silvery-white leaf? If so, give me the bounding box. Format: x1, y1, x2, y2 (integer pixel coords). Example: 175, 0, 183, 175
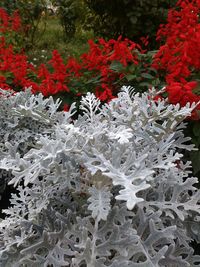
88, 186, 112, 221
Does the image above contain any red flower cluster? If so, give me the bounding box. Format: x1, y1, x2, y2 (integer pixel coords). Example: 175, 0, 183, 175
0, 10, 143, 103
80, 36, 141, 101
37, 50, 70, 96
0, 36, 141, 101
0, 37, 35, 91
0, 7, 24, 54
0, 8, 21, 33
1, 6, 200, 119
153, 0, 200, 118
36, 37, 142, 102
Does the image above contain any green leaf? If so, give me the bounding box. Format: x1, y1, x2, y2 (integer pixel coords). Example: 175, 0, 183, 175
128, 64, 136, 73
109, 61, 124, 72
190, 151, 200, 174
130, 16, 138, 24
148, 67, 158, 75
151, 79, 160, 86
125, 74, 137, 81
85, 75, 101, 84
138, 82, 151, 87
141, 73, 154, 79
193, 123, 200, 137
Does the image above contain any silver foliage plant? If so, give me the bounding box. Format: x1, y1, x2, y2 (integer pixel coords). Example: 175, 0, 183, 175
0, 86, 200, 266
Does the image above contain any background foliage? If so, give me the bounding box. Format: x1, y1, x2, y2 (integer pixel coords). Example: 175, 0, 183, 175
54, 0, 92, 41
83, 0, 177, 49
1, 0, 48, 49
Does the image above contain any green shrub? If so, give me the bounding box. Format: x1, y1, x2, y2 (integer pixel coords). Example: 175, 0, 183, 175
84, 0, 177, 49
54, 0, 93, 41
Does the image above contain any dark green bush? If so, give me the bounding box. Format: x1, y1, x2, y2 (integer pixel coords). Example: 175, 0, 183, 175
84, 0, 177, 49
54, 0, 77, 40
54, 0, 92, 41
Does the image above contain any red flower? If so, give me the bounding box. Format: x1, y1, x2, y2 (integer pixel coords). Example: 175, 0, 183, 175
153, 95, 163, 102
0, 8, 9, 32
63, 104, 70, 112
11, 10, 21, 31
167, 81, 199, 105
66, 57, 82, 77
152, 0, 200, 119
95, 84, 115, 102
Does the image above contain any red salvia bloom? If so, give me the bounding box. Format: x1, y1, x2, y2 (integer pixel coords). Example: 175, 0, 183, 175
153, 0, 200, 119
11, 10, 21, 32
0, 8, 9, 32
0, 8, 144, 104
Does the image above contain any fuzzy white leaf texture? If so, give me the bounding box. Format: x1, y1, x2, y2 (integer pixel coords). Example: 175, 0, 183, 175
88, 186, 112, 221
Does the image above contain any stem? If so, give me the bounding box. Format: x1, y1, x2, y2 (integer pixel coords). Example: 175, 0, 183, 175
88, 218, 98, 267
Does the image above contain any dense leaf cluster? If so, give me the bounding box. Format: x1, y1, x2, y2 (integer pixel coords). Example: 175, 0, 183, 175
0, 87, 200, 266
84, 0, 177, 49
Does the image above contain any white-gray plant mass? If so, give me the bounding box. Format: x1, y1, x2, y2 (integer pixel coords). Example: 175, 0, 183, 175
0, 86, 200, 266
